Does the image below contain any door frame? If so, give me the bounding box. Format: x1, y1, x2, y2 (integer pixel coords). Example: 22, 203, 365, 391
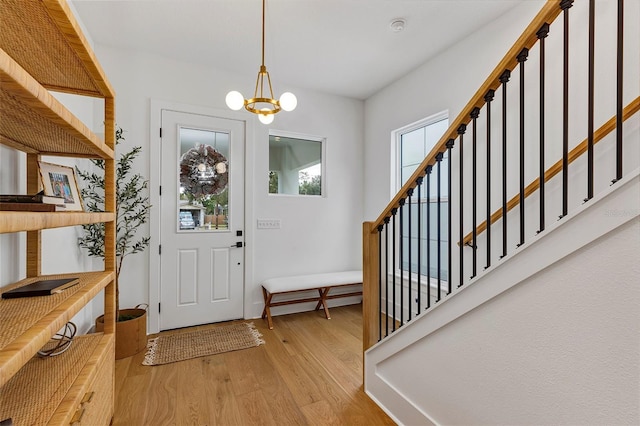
149, 99, 255, 334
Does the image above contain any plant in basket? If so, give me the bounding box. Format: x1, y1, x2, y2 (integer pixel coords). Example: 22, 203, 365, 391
76, 126, 151, 359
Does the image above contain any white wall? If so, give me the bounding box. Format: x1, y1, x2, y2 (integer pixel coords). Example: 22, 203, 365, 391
364, 0, 639, 423
364, 0, 639, 294
91, 45, 364, 326
0, 146, 25, 286
366, 171, 640, 425
364, 0, 639, 221
1, 6, 363, 332
3, 0, 636, 338
364, 0, 546, 219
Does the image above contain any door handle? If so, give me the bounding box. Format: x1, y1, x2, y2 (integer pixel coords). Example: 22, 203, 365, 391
230, 242, 243, 248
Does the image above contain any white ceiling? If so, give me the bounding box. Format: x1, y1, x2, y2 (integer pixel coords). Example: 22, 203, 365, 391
71, 0, 527, 100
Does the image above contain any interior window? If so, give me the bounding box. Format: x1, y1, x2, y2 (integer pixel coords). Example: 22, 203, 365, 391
395, 113, 449, 280
268, 132, 324, 196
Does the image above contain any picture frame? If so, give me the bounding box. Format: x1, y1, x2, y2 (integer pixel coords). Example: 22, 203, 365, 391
37, 161, 84, 211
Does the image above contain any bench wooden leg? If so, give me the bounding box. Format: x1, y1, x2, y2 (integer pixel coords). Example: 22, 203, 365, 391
262, 282, 361, 328
315, 287, 331, 320
261, 287, 274, 330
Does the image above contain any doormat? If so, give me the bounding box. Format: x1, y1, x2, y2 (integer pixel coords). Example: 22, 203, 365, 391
142, 322, 265, 366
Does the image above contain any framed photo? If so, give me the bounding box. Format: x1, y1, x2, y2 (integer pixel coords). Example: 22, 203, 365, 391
38, 161, 84, 211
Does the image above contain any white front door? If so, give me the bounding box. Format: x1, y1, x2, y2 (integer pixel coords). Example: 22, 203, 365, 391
159, 110, 244, 330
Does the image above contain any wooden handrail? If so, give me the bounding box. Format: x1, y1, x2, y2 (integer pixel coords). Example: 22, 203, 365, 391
371, 0, 562, 232
459, 96, 640, 246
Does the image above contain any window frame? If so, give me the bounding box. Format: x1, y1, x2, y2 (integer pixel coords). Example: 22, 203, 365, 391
393, 110, 449, 198
268, 129, 327, 198
391, 111, 449, 283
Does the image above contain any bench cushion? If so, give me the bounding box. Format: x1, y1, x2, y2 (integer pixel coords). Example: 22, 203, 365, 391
262, 270, 363, 294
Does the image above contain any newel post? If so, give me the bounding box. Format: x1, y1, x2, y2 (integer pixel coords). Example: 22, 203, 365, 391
362, 221, 380, 352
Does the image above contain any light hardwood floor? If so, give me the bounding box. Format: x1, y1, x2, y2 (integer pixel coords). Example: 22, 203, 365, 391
113, 304, 395, 425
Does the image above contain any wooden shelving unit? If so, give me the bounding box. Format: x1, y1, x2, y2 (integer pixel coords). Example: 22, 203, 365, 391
0, 0, 116, 424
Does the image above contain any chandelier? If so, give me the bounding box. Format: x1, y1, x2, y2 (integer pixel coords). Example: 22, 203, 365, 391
225, 0, 297, 124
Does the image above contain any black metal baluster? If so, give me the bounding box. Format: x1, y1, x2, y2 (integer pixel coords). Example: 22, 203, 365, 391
399, 199, 405, 328
470, 107, 480, 279
517, 48, 529, 247
416, 177, 423, 313
384, 217, 390, 337
377, 224, 383, 342
500, 70, 511, 258
457, 125, 467, 287
537, 24, 549, 234
436, 153, 444, 299
446, 139, 454, 294
560, 0, 573, 219
614, 0, 624, 183
484, 90, 494, 269
586, 0, 595, 201
426, 167, 432, 308
391, 208, 397, 332
407, 188, 413, 322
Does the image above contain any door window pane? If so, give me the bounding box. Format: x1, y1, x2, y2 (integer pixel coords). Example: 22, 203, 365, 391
178, 128, 229, 232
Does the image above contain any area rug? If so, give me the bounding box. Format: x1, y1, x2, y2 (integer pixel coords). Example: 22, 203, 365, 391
142, 322, 265, 366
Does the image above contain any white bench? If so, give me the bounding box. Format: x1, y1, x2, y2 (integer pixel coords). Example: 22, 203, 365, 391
261, 270, 363, 329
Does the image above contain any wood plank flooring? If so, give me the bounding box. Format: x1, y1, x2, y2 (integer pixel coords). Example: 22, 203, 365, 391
113, 304, 395, 425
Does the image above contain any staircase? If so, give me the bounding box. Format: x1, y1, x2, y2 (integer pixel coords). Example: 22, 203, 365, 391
361, 1, 639, 424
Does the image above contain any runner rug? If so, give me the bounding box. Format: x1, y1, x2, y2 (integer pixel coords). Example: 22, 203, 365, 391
142, 322, 265, 366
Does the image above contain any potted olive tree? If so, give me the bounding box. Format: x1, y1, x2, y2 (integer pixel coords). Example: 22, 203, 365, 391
76, 126, 151, 359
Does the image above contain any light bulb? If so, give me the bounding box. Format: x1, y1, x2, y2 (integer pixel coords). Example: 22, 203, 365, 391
279, 92, 297, 112
258, 108, 274, 124
225, 91, 244, 111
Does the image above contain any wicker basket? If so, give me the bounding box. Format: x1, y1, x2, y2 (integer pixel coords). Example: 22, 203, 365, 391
95, 305, 147, 359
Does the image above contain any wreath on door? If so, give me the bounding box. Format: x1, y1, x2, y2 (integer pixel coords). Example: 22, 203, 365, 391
179, 144, 228, 198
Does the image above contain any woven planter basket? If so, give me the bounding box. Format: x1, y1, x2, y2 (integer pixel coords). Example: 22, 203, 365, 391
95, 306, 147, 359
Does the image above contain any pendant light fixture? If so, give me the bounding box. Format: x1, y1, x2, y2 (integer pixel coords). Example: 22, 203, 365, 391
225, 0, 297, 124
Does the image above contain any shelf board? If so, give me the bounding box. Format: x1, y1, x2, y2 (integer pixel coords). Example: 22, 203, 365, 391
0, 211, 115, 234
0, 333, 113, 425
0, 49, 114, 159
0, 0, 114, 98
0, 271, 115, 387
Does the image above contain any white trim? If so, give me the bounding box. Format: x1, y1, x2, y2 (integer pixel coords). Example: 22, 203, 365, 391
391, 110, 449, 199
148, 99, 254, 334
395, 110, 450, 137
